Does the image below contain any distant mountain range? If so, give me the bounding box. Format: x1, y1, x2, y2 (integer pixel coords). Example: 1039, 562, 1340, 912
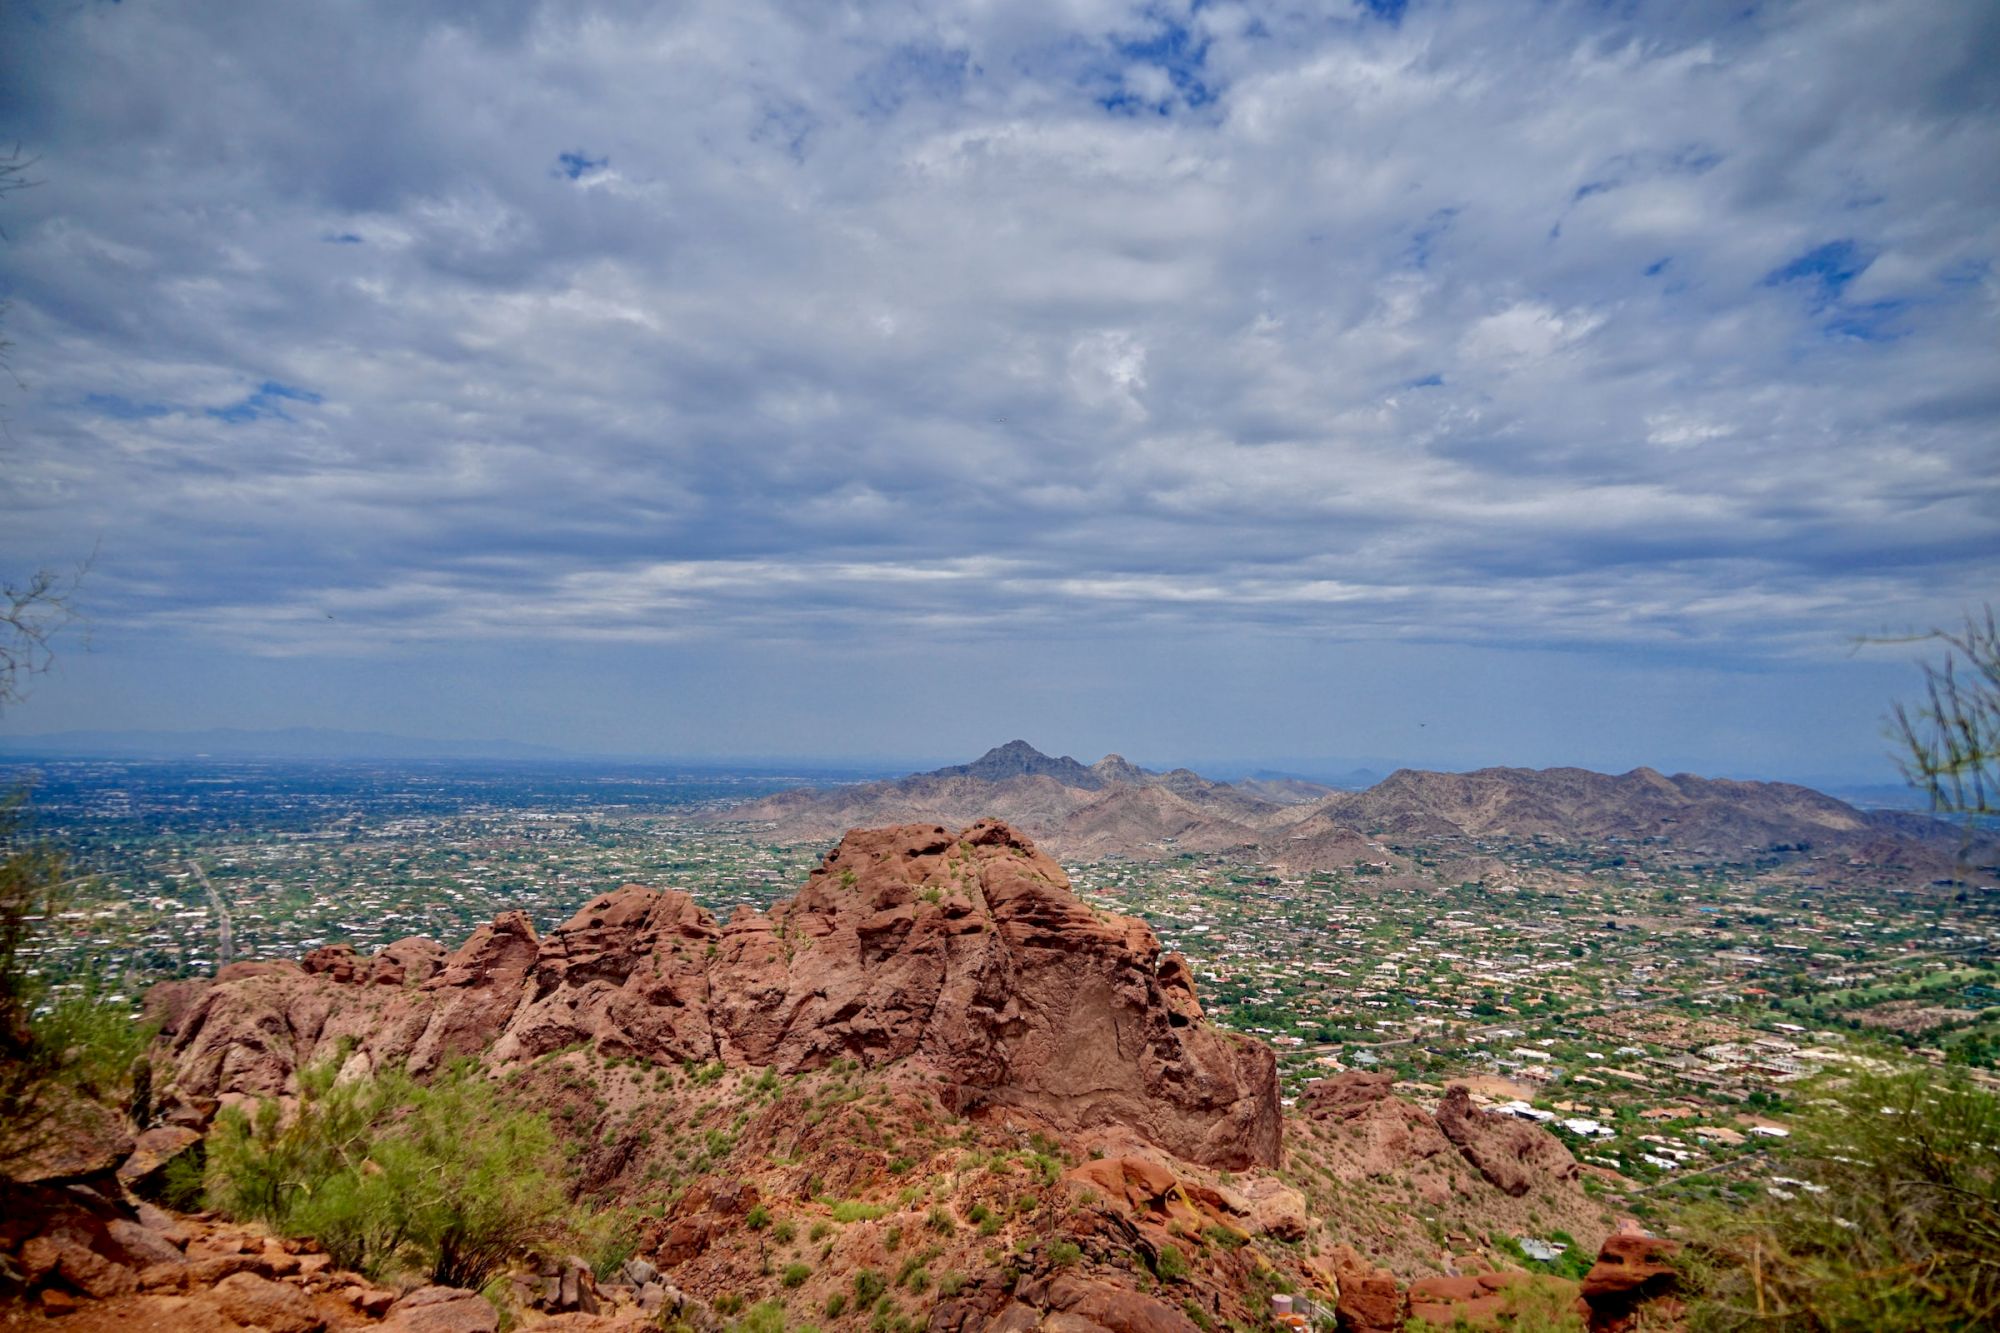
0, 726, 570, 760
724, 740, 1988, 877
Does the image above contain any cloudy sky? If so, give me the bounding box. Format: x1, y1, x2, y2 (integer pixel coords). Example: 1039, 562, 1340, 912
1, 0, 1995, 777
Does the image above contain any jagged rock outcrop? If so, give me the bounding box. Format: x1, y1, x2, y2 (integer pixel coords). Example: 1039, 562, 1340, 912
1579, 1232, 1682, 1333
1435, 1086, 1580, 1197
153, 820, 1280, 1169
1296, 1072, 1456, 1194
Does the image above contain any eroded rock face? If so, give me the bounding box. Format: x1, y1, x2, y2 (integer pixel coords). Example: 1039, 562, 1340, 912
154, 821, 1280, 1169
1579, 1232, 1682, 1333
1327, 1244, 1404, 1333
1434, 1085, 1579, 1197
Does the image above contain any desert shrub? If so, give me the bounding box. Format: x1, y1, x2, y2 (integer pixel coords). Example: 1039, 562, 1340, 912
824, 1292, 848, 1318
1181, 1300, 1212, 1331
830, 1200, 888, 1223
1675, 1071, 2000, 1333
773, 1218, 798, 1244
1201, 1224, 1246, 1251
158, 1148, 208, 1211
782, 1262, 813, 1288
937, 1272, 964, 1297
734, 1300, 790, 1333
205, 1056, 566, 1287
1154, 1243, 1188, 1282
746, 1203, 772, 1231
581, 1207, 642, 1281
809, 1219, 833, 1241
926, 1206, 953, 1234
1049, 1240, 1082, 1268
852, 1269, 887, 1305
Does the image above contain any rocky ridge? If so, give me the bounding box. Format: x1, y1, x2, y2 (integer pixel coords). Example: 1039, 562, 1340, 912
154, 819, 1280, 1170
723, 742, 1982, 874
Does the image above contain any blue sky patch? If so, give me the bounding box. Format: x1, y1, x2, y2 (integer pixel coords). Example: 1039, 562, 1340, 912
555, 150, 608, 181
206, 380, 324, 425
1098, 10, 1218, 115
1406, 207, 1459, 269
1762, 239, 1872, 301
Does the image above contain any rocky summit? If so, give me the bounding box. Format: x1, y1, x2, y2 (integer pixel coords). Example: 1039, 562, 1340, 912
155, 819, 1281, 1170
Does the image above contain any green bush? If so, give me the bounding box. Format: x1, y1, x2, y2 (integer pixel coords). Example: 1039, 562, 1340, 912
824, 1292, 848, 1318
782, 1262, 812, 1288
1049, 1240, 1082, 1267
204, 1057, 567, 1287
852, 1269, 887, 1305
829, 1200, 888, 1223
1201, 1224, 1246, 1251
1154, 1243, 1187, 1282
158, 1149, 207, 1211
1676, 1071, 2000, 1332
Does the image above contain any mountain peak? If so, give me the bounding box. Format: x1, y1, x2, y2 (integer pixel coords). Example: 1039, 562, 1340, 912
1090, 753, 1151, 785
934, 740, 1101, 787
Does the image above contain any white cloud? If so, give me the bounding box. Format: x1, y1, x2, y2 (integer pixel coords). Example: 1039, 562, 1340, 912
0, 0, 1994, 683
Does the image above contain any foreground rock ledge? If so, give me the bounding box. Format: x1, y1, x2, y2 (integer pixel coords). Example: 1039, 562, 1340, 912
154, 819, 1281, 1169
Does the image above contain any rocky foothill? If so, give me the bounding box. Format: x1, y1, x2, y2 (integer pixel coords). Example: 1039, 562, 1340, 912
5, 820, 1687, 1331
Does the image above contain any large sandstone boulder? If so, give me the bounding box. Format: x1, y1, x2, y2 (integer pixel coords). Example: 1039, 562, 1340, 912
208, 1270, 325, 1333
153, 821, 1281, 1170
381, 1284, 501, 1332
1435, 1086, 1579, 1197
1579, 1232, 1682, 1332
1327, 1244, 1404, 1333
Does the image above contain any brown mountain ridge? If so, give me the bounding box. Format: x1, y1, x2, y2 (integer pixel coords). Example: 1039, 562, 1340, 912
722, 742, 1981, 875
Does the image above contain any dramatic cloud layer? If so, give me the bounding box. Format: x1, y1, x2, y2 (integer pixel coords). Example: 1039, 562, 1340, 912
1, 0, 1995, 769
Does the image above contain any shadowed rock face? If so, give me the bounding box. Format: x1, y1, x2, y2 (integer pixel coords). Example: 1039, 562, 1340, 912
154, 820, 1280, 1170
1435, 1085, 1580, 1197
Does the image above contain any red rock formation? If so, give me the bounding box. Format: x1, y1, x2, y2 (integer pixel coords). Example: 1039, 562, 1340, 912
1434, 1085, 1579, 1197
1579, 1232, 1682, 1332
153, 821, 1280, 1170
1296, 1071, 1457, 1200
1326, 1244, 1404, 1333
